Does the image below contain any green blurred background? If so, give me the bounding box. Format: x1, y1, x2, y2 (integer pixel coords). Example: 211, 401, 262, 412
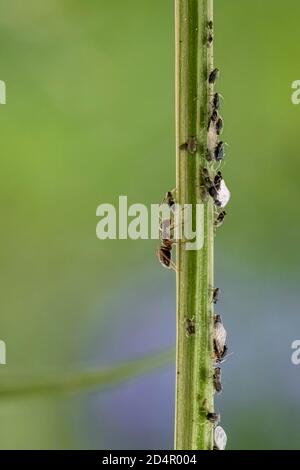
0, 0, 300, 449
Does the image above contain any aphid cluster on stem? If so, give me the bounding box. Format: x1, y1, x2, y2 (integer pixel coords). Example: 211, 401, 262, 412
207, 38, 231, 447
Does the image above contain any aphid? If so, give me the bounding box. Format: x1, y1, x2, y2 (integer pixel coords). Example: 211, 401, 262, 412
213, 367, 223, 394
217, 178, 231, 208
208, 33, 213, 46
208, 20, 213, 29
212, 92, 221, 111
214, 426, 227, 451
212, 287, 220, 304
208, 68, 219, 85
215, 211, 227, 228
216, 117, 224, 135
207, 412, 220, 425
214, 314, 227, 358
202, 169, 222, 207
214, 171, 223, 191
215, 344, 228, 364
207, 110, 218, 130
206, 148, 213, 162
180, 136, 198, 154
214, 141, 225, 161
185, 318, 196, 338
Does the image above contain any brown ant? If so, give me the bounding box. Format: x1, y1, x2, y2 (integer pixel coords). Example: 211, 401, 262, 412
162, 190, 176, 213
157, 239, 176, 271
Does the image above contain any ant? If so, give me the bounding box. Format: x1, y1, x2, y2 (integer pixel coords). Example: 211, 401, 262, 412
157, 239, 176, 271
216, 117, 224, 135
214, 171, 223, 191
161, 190, 176, 213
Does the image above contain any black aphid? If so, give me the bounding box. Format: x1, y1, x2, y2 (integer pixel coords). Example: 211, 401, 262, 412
215, 211, 227, 228
213, 367, 223, 394
208, 68, 219, 84
216, 117, 224, 135
207, 412, 220, 425
214, 142, 225, 161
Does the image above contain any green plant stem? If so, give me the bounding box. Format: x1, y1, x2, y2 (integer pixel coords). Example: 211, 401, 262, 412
175, 0, 214, 450
0, 348, 174, 400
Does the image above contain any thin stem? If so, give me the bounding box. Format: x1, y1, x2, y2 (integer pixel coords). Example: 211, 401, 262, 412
175, 0, 214, 450
0, 348, 174, 400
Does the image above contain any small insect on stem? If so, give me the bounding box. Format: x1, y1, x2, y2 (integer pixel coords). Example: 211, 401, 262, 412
215, 211, 227, 229
207, 412, 220, 426
185, 318, 196, 338
157, 236, 178, 272
214, 171, 223, 191
214, 426, 227, 451
164, 190, 176, 212
213, 367, 223, 394
207, 33, 213, 47
208, 68, 220, 85
180, 136, 198, 155
212, 92, 222, 111
214, 141, 226, 162
202, 169, 221, 207
207, 110, 218, 131
216, 117, 224, 136
212, 287, 220, 304
215, 344, 228, 364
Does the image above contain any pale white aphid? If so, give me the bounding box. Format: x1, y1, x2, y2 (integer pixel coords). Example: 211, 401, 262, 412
217, 179, 231, 208
214, 426, 227, 451
214, 314, 227, 356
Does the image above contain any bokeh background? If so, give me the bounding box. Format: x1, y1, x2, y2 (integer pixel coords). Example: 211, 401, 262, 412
0, 0, 299, 450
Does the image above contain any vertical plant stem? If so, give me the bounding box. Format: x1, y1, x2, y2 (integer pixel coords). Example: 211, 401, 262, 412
175, 0, 214, 450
